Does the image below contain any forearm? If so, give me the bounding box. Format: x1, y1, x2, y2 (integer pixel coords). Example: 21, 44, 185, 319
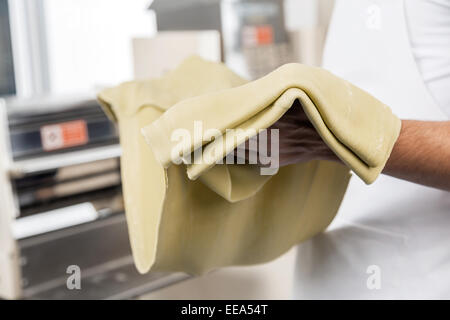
383, 120, 450, 191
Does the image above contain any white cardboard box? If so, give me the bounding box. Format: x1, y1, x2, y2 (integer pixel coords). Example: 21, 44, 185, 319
132, 31, 221, 79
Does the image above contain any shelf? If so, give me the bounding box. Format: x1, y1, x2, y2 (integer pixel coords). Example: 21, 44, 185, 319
9, 144, 122, 177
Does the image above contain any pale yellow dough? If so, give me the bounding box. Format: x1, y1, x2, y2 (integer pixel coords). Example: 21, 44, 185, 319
98, 56, 400, 275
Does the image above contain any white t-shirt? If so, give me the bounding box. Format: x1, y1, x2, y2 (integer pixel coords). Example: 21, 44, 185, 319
404, 0, 450, 117
293, 0, 450, 300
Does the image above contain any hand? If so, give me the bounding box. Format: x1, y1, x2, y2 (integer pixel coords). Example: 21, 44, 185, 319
383, 120, 450, 191
244, 100, 339, 167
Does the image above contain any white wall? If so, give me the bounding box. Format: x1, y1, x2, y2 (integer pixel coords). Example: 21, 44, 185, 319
284, 0, 318, 30
44, 0, 156, 95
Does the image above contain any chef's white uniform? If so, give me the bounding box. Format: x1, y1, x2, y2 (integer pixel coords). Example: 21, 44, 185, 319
293, 0, 450, 299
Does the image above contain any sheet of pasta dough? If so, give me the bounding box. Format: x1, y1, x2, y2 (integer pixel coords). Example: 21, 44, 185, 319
98, 56, 399, 275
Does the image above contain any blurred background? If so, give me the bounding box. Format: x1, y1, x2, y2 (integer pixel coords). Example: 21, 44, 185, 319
0, 0, 335, 300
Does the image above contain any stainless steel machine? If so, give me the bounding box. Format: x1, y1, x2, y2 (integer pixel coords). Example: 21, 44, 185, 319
0, 97, 187, 299
0, 0, 187, 299
149, 0, 293, 79
0, 0, 298, 299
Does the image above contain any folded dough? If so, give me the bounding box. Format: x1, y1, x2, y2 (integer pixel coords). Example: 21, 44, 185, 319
98, 56, 399, 275
143, 59, 401, 185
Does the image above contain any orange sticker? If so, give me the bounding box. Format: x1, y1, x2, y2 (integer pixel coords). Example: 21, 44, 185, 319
242, 25, 274, 47
256, 25, 273, 45
41, 120, 88, 151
